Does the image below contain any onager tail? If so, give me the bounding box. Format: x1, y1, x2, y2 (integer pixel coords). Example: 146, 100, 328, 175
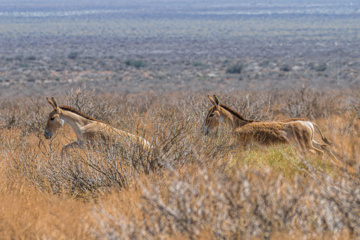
313, 122, 332, 146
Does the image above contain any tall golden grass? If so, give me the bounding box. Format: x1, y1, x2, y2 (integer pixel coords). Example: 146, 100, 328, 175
0, 87, 359, 239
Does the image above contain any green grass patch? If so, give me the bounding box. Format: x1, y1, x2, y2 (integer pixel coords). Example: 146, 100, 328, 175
225, 145, 336, 178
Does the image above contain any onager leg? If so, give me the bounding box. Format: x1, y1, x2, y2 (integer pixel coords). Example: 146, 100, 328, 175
302, 128, 325, 158
305, 141, 325, 158
288, 126, 324, 158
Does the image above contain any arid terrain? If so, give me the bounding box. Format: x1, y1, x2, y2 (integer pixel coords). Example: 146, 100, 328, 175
0, 1, 360, 239
0, 0, 360, 98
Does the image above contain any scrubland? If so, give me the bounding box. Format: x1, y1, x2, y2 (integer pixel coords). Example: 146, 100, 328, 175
0, 1, 360, 239
0, 87, 359, 239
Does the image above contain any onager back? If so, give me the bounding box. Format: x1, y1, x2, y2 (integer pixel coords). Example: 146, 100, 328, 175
201, 95, 331, 158
44, 97, 152, 161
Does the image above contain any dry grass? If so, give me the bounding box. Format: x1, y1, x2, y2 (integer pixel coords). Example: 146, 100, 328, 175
0, 87, 359, 239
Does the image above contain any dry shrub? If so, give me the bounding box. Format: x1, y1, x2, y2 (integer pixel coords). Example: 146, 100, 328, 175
93, 164, 360, 239
65, 88, 118, 124
4, 133, 157, 197
0, 87, 359, 239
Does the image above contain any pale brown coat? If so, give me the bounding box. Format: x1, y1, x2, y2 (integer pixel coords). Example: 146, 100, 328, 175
201, 95, 332, 157
44, 97, 151, 156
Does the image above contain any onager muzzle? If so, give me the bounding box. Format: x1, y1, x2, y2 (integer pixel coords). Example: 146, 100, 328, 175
44, 129, 53, 139
201, 125, 210, 135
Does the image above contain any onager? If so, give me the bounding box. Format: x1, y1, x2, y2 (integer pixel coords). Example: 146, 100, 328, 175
201, 95, 332, 158
44, 97, 152, 162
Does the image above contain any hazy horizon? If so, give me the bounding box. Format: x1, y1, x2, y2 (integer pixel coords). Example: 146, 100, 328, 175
0, 0, 359, 17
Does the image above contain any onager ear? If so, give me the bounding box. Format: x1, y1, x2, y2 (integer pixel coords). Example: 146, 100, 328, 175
213, 95, 220, 106
208, 95, 217, 106
51, 97, 58, 109
46, 97, 56, 109
46, 97, 59, 110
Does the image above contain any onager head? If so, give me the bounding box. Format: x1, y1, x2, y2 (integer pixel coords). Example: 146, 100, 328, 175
44, 97, 64, 139
201, 95, 224, 135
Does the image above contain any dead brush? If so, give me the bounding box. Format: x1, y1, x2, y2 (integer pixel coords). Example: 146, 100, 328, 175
0, 101, 22, 129
271, 86, 343, 119
0, 89, 359, 239
92, 163, 360, 240
5, 137, 139, 197
65, 88, 118, 124
353, 102, 360, 121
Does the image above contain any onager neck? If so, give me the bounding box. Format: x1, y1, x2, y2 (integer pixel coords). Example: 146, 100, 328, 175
59, 108, 94, 140
219, 105, 253, 129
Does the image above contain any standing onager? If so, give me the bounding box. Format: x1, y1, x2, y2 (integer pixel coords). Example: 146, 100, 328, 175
44, 97, 154, 167
201, 95, 332, 157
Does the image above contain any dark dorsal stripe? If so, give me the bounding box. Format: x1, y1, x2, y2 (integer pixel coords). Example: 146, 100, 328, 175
59, 105, 105, 123
220, 104, 258, 123
220, 104, 306, 123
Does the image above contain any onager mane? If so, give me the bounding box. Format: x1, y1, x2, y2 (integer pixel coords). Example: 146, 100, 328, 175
59, 105, 106, 123
219, 104, 258, 123
220, 104, 307, 124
